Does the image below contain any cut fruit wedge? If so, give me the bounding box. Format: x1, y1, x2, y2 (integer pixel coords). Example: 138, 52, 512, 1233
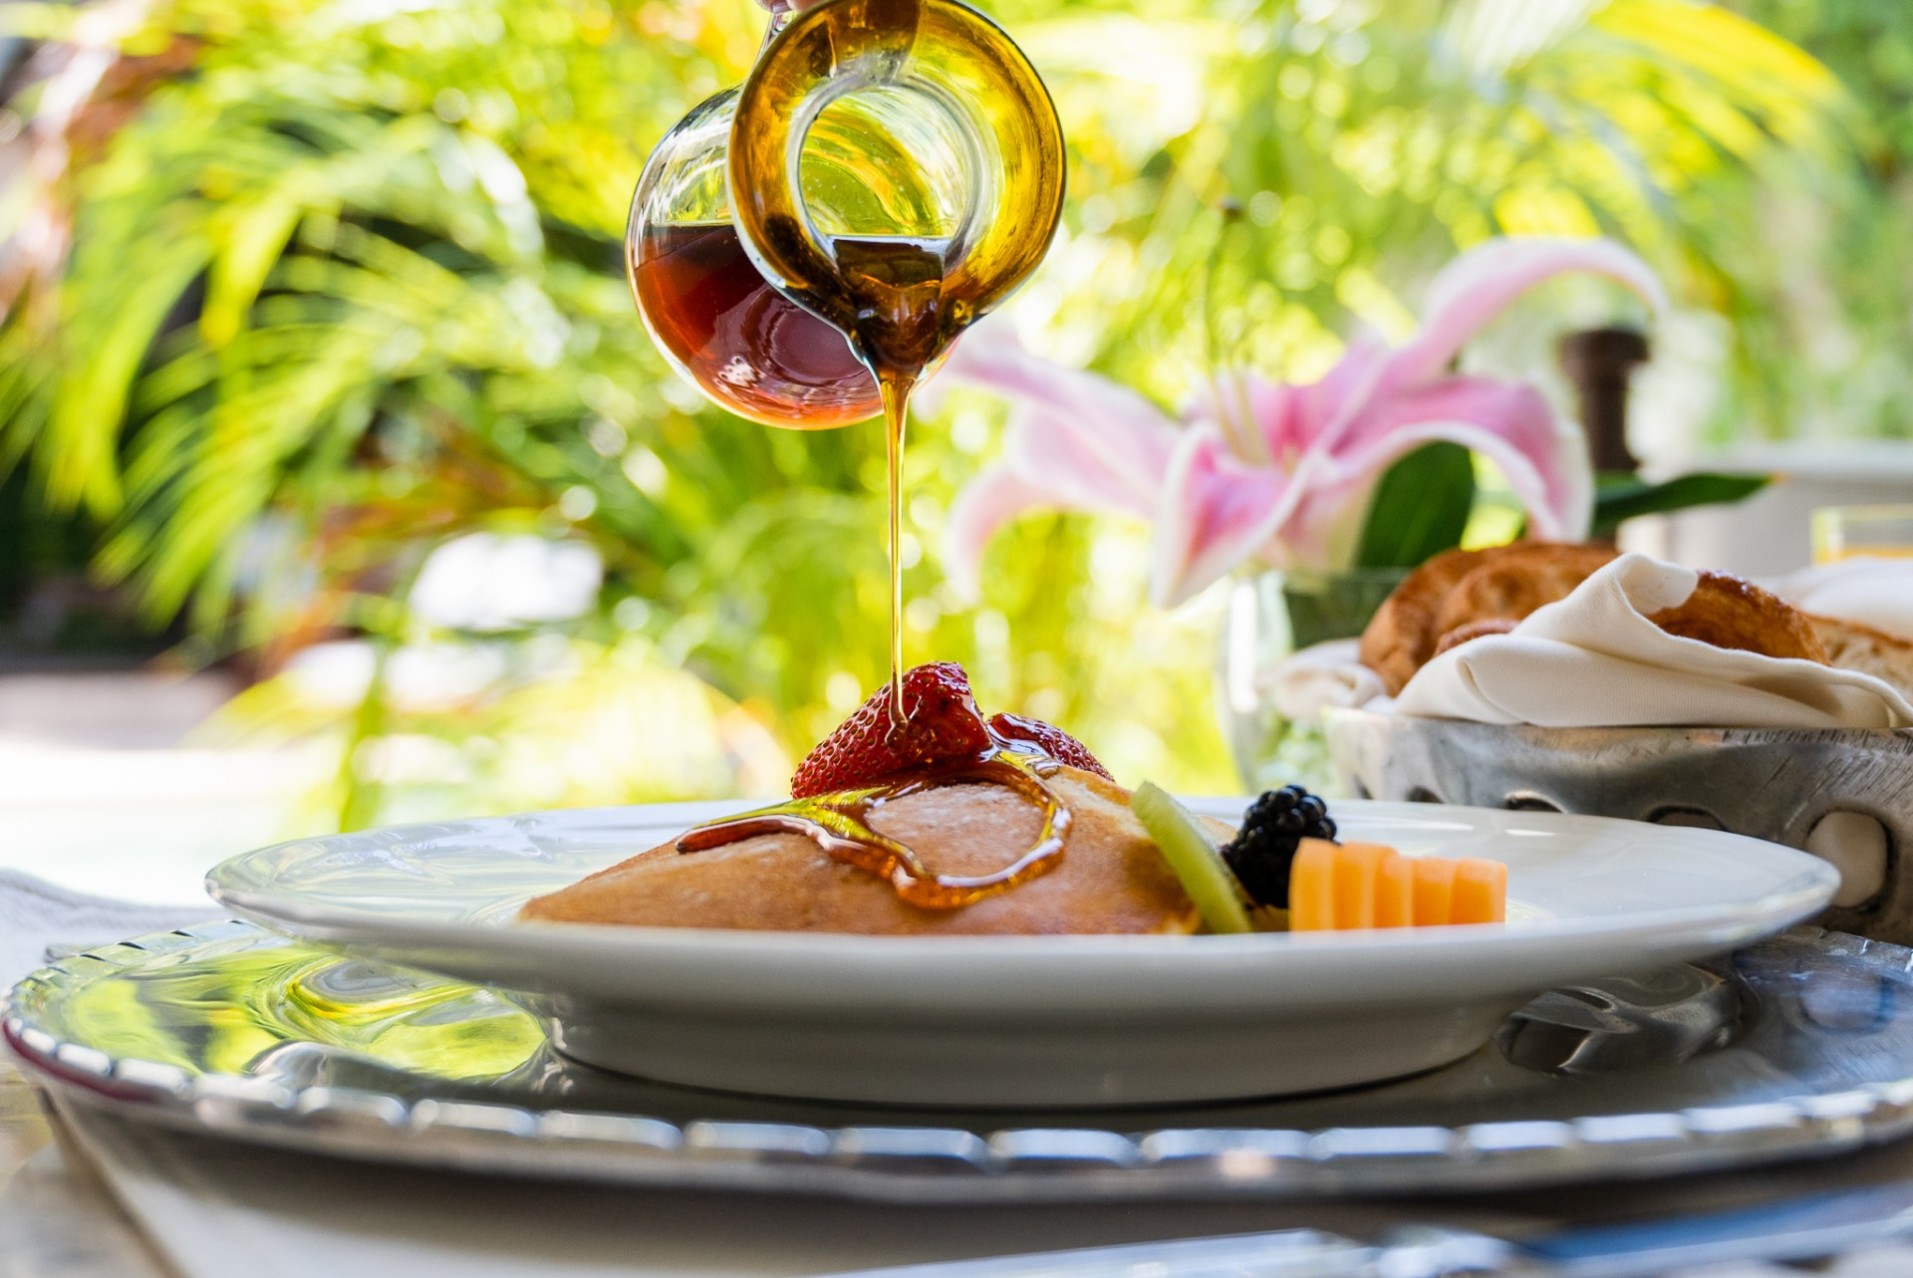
1132, 783, 1252, 935
1291, 838, 1507, 931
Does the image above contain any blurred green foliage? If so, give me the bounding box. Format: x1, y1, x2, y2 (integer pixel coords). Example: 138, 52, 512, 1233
0, 0, 1899, 822
1731, 0, 1913, 441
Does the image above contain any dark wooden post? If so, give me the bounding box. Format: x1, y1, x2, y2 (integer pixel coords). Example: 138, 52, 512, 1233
1559, 327, 1649, 476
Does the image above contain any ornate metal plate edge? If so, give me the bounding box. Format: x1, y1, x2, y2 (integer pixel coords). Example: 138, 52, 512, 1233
7, 923, 1913, 1205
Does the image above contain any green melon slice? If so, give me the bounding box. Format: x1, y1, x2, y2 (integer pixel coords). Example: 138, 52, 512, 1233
1132, 782, 1253, 935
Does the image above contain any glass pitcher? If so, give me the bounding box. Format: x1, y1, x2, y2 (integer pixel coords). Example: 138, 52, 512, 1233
625, 0, 1064, 429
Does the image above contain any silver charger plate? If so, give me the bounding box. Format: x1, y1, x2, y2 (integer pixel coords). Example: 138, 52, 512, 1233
10, 921, 1913, 1203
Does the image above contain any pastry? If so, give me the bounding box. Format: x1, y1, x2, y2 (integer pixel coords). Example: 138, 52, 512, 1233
1432, 617, 1517, 657
1648, 570, 1827, 663
1810, 614, 1913, 698
1360, 543, 1615, 694
1358, 547, 1495, 695
1429, 542, 1618, 639
1364, 546, 1833, 686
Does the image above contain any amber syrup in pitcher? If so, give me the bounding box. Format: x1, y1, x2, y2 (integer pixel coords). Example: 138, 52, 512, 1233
628, 222, 881, 429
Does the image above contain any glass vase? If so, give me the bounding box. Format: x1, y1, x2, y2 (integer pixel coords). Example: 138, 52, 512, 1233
1219, 567, 1407, 796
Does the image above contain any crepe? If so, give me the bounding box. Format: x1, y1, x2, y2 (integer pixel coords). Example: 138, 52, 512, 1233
519, 767, 1206, 936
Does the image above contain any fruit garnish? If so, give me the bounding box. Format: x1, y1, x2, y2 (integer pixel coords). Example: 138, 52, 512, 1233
1132, 782, 1252, 935
1450, 858, 1509, 925
988, 712, 1114, 781
789, 662, 1114, 798
1219, 784, 1339, 909
791, 662, 993, 799
1290, 839, 1507, 931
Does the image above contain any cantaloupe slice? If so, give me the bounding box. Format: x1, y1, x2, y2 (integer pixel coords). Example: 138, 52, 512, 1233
1289, 842, 1505, 932
1329, 842, 1389, 929
1412, 856, 1457, 927
1289, 839, 1336, 932
1375, 852, 1415, 928
1451, 857, 1509, 925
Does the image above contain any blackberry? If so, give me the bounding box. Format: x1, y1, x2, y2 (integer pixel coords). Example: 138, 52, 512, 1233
1221, 784, 1338, 909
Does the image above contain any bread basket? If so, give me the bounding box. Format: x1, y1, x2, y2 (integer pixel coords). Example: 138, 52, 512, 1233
1324, 711, 1913, 943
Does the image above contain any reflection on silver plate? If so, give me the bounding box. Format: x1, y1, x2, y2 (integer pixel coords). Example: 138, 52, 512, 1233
8, 922, 1913, 1203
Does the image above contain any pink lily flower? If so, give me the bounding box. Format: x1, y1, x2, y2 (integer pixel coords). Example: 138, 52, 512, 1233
940, 237, 1666, 607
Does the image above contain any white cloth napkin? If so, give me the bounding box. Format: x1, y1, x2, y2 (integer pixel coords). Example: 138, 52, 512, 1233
1393, 554, 1913, 729
0, 869, 219, 986
1258, 638, 1387, 720
1772, 556, 1913, 639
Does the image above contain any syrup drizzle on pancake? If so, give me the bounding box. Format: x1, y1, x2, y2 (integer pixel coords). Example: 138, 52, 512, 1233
677, 749, 1072, 910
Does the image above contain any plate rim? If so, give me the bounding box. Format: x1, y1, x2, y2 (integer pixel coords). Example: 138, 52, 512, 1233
203, 798, 1842, 965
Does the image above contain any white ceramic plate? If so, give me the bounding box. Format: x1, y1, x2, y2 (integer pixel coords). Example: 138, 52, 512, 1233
206, 800, 1838, 1108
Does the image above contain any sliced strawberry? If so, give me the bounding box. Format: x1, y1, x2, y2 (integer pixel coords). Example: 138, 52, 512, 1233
988, 711, 1113, 781
791, 662, 993, 798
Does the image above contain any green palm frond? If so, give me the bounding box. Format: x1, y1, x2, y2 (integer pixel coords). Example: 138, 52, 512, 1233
1030, 0, 1861, 415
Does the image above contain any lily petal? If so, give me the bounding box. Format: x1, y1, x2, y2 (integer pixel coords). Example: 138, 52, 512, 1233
1290, 377, 1592, 552
1251, 333, 1392, 458
1151, 424, 1302, 608
937, 324, 1179, 509
942, 465, 1056, 600
1380, 237, 1666, 394
941, 240, 1658, 600
938, 348, 1182, 599
996, 412, 1153, 519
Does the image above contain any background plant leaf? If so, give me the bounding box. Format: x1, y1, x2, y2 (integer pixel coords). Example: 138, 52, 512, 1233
1354, 443, 1477, 570
1591, 472, 1771, 538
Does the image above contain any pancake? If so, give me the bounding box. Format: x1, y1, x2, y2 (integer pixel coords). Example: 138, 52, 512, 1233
519, 767, 1206, 936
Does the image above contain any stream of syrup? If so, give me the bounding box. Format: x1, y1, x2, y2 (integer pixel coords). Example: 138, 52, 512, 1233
662, 231, 1050, 908
774, 230, 949, 720
668, 235, 1075, 908
669, 0, 1070, 903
